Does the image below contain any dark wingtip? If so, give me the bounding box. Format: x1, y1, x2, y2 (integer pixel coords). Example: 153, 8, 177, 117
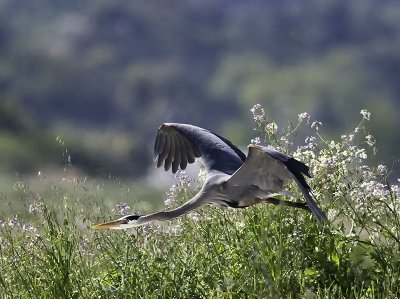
287, 158, 312, 178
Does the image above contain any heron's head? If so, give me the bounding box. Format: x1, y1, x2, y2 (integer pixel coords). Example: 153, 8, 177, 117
92, 215, 142, 230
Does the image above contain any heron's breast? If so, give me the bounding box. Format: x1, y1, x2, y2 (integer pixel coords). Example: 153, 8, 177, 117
237, 197, 263, 208
217, 182, 262, 207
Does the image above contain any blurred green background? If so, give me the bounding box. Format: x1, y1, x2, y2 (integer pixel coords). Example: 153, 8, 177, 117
0, 0, 399, 180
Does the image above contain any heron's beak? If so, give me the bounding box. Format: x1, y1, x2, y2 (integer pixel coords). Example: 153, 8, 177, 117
91, 219, 126, 230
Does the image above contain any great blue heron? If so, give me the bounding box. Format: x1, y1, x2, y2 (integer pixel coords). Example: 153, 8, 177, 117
92, 123, 326, 229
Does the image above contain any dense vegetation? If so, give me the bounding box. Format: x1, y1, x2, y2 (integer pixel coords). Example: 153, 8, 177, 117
0, 0, 400, 177
1, 2, 399, 296
0, 108, 398, 298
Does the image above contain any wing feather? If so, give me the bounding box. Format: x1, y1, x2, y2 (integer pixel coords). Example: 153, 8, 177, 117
192, 142, 201, 158
177, 134, 188, 169
181, 134, 196, 163
154, 123, 245, 175
171, 135, 181, 173
164, 133, 175, 171
228, 144, 326, 223
154, 131, 165, 157
154, 124, 198, 172
157, 134, 170, 168
228, 145, 289, 190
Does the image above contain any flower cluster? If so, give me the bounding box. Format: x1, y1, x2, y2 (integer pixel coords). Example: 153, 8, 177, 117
250, 104, 266, 128
365, 134, 375, 147
165, 171, 191, 207
311, 121, 322, 131
250, 104, 280, 146
251, 137, 261, 145
251, 104, 399, 242
298, 112, 310, 123
114, 203, 130, 215
304, 136, 317, 150
79, 236, 94, 256
28, 202, 44, 214
8, 216, 20, 228
266, 122, 278, 135
360, 109, 371, 121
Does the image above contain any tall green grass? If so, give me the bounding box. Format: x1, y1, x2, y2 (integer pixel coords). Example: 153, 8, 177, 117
0, 107, 399, 298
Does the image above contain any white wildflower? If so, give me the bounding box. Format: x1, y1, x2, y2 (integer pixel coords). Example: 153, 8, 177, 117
164, 223, 182, 236
298, 112, 310, 123
81, 236, 90, 250
356, 149, 367, 159
305, 136, 316, 144
327, 209, 338, 221
251, 137, 261, 145
165, 171, 191, 207
250, 104, 264, 117
8, 216, 20, 228
360, 165, 371, 178
360, 109, 371, 121
198, 167, 207, 183
377, 164, 387, 175
311, 121, 322, 131
79, 236, 93, 256
304, 136, 317, 150
114, 203, 130, 215
250, 104, 266, 126
325, 157, 336, 168
341, 134, 354, 142
28, 202, 44, 214
236, 221, 246, 229
177, 171, 190, 187
22, 225, 36, 233
189, 212, 201, 222
165, 184, 177, 206
365, 135, 375, 146
266, 122, 278, 135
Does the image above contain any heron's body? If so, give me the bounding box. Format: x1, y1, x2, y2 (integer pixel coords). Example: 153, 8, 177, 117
93, 123, 326, 230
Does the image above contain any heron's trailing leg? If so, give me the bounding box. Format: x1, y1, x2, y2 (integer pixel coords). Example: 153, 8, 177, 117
260, 197, 310, 211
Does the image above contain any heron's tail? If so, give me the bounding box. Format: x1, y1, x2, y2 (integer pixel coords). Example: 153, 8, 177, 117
262, 146, 326, 224
299, 187, 327, 224
286, 160, 327, 224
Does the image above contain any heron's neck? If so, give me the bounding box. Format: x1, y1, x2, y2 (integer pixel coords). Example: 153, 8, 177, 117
137, 191, 206, 225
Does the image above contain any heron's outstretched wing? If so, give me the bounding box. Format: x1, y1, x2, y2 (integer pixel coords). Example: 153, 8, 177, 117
228, 144, 326, 223
154, 123, 245, 174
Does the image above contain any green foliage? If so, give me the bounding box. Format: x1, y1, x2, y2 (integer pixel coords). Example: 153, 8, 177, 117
0, 101, 61, 173
0, 101, 150, 177
0, 108, 399, 298
0, 101, 33, 134
1, 0, 400, 176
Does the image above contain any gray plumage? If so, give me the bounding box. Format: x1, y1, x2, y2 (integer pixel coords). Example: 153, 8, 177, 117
92, 123, 326, 230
